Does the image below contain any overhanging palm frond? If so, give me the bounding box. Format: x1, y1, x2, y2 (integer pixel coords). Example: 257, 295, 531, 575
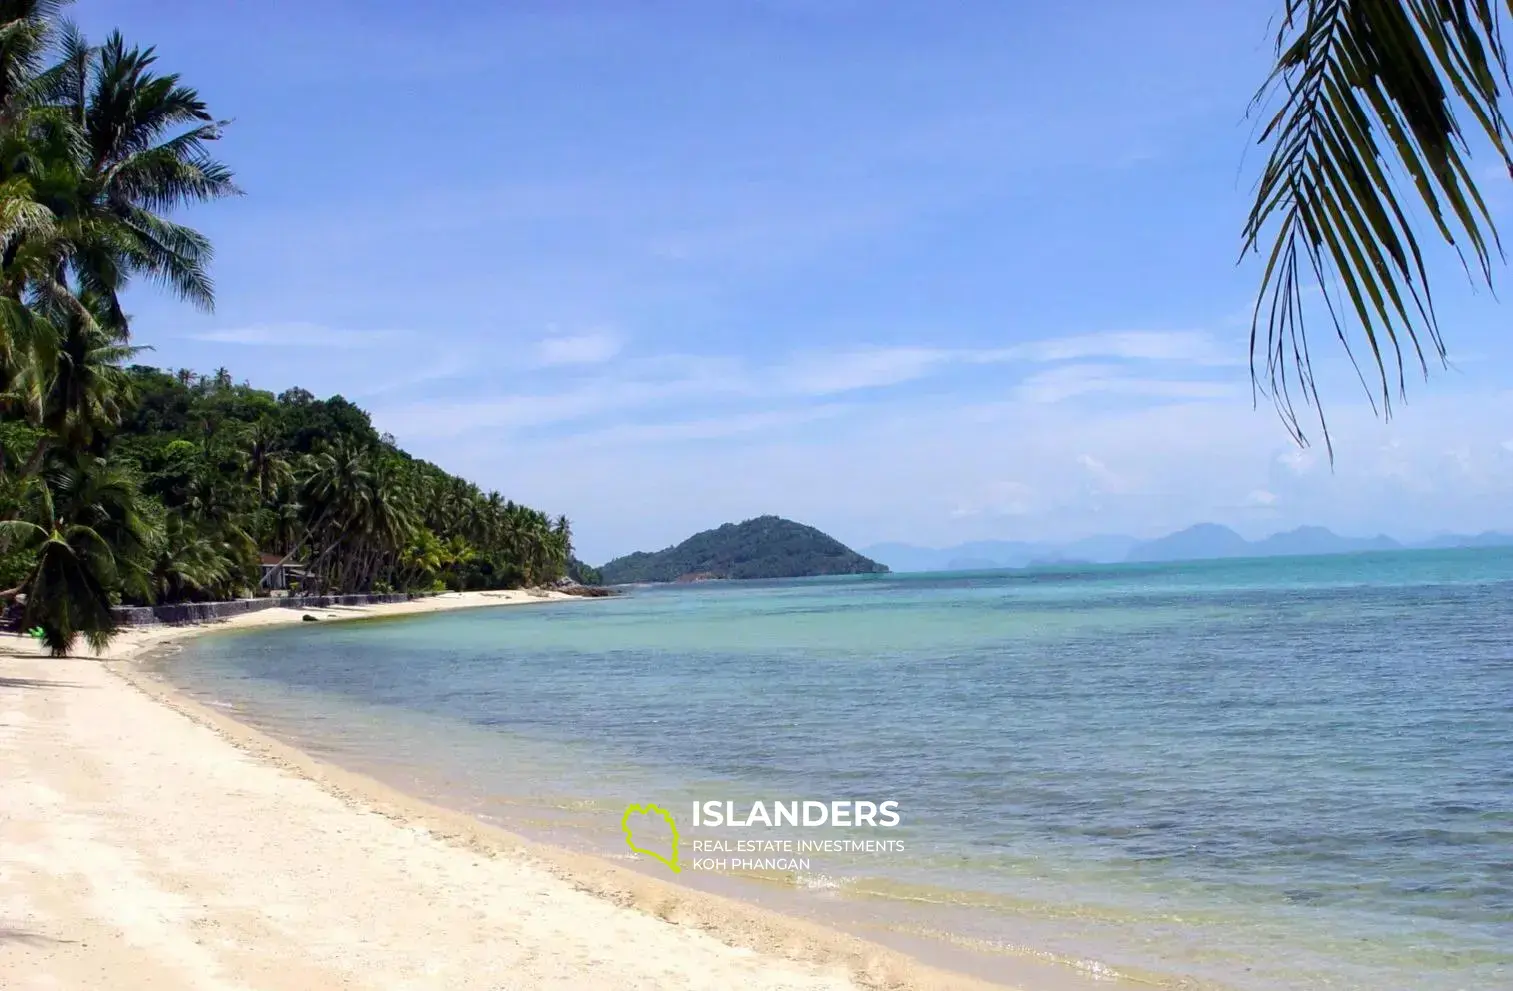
1244, 0, 1513, 454
0, 1, 68, 117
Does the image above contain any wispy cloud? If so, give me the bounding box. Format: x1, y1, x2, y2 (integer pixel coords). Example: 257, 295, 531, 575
535, 330, 623, 366
185, 323, 403, 348
380, 369, 741, 439
1013, 363, 1239, 404
375, 330, 1246, 444
781, 347, 954, 394
774, 331, 1239, 397
553, 406, 852, 448
1004, 330, 1242, 365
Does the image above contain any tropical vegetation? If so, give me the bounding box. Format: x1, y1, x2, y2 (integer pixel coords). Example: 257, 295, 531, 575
599, 516, 888, 584
5, 0, 1513, 646
0, 2, 580, 655
1248, 2, 1513, 450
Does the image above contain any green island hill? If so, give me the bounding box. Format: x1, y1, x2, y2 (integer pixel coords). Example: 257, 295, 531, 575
598, 516, 889, 584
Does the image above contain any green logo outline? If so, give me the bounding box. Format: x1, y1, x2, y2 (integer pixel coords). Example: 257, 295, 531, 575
621, 802, 681, 873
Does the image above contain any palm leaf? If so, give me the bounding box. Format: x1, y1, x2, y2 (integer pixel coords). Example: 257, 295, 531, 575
1244, 0, 1513, 454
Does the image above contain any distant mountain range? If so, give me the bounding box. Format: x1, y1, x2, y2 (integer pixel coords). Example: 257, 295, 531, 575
863, 526, 1513, 572
863, 536, 1140, 573
600, 516, 888, 584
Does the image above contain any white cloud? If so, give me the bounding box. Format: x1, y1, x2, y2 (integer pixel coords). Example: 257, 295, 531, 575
949, 480, 1035, 519
781, 347, 953, 394
1005, 330, 1241, 365
376, 333, 1245, 446
535, 330, 623, 366
185, 322, 401, 347
378, 365, 743, 439
774, 331, 1239, 397
552, 406, 851, 447
1014, 363, 1238, 404
1276, 448, 1318, 475
405, 385, 1513, 563
1077, 453, 1135, 494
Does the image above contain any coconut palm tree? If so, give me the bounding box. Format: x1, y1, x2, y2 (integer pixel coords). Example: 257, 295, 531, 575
16, 297, 140, 462
32, 29, 239, 333
1, 515, 115, 654
0, 452, 154, 654
239, 420, 290, 504
0, 8, 236, 651
1246, 2, 1513, 450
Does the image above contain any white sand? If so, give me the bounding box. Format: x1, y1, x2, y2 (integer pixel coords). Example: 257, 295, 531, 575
0, 593, 1000, 991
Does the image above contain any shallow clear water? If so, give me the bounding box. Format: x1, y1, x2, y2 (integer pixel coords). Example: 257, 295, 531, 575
163, 550, 1513, 990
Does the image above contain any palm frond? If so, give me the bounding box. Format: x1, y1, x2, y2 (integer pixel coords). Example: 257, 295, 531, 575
1245, 0, 1513, 454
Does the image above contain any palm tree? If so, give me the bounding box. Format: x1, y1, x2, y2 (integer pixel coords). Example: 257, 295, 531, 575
0, 9, 235, 650
24, 295, 139, 450
0, 452, 155, 655
32, 29, 239, 333
147, 512, 231, 603
0, 3, 64, 119
239, 420, 290, 504
1, 515, 115, 655
1247, 2, 1513, 450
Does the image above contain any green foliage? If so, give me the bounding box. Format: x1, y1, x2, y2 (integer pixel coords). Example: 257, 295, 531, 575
0, 6, 581, 653
598, 516, 888, 584
103, 365, 579, 601
567, 557, 603, 585
1247, 1, 1513, 452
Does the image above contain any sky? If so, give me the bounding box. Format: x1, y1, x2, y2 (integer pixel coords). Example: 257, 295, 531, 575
75, 0, 1513, 563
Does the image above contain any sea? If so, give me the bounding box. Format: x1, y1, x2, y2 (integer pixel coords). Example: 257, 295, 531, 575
156, 549, 1513, 991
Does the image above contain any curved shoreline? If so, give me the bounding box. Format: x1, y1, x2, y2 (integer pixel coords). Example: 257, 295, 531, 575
0, 592, 1007, 991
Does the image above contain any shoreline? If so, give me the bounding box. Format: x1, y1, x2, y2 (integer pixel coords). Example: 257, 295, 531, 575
0, 590, 1003, 990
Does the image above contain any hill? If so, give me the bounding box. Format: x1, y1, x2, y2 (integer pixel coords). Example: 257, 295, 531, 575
1251, 526, 1400, 557
599, 516, 888, 584
862, 535, 1137, 572
1123, 524, 1257, 562
1419, 531, 1513, 549
1124, 524, 1401, 563
865, 525, 1457, 573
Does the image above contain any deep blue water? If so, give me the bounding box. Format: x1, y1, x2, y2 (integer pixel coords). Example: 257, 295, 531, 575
164, 550, 1513, 991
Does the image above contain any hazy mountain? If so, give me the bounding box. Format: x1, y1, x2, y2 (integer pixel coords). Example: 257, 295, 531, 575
1124, 524, 1253, 563
1252, 526, 1400, 556
862, 535, 1137, 572
600, 516, 888, 584
1125, 524, 1401, 563
867, 524, 1513, 573
1060, 535, 1143, 562
1419, 531, 1513, 549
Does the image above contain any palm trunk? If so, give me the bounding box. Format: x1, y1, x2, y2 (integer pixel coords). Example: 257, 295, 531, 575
1, 437, 51, 521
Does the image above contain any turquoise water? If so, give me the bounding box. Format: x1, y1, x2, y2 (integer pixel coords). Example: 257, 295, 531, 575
163, 550, 1513, 990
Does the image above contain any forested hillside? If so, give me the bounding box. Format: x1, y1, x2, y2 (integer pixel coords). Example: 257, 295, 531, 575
2, 365, 581, 638
599, 516, 887, 584
0, 4, 579, 654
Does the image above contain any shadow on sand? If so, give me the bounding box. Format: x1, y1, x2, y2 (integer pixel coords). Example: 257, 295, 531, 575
0, 925, 75, 946
0, 675, 89, 690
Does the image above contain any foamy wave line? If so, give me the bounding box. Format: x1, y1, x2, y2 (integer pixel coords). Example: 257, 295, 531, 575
794, 872, 852, 892
885, 924, 1145, 986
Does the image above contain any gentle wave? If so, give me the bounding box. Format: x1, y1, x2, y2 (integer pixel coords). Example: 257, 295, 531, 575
162, 549, 1513, 991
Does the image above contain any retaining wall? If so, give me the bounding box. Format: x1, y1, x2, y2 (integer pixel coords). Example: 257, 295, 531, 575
112, 593, 417, 627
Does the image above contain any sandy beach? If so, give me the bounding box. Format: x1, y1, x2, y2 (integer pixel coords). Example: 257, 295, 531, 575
0, 592, 997, 991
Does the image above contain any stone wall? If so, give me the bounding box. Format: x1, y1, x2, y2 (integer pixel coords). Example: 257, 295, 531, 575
112, 593, 417, 627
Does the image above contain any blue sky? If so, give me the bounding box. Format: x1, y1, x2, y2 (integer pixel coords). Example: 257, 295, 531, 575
79, 0, 1513, 562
